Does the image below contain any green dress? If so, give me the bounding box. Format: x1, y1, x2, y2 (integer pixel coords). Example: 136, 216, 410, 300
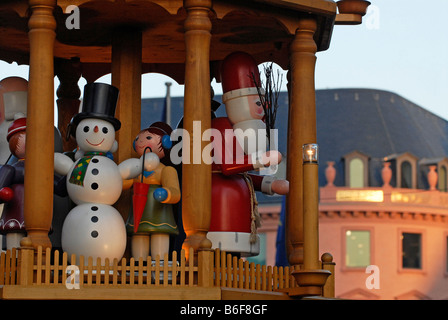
126, 184, 179, 236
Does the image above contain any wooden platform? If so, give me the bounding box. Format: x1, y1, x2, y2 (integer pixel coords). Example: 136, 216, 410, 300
0, 285, 302, 300
0, 246, 335, 300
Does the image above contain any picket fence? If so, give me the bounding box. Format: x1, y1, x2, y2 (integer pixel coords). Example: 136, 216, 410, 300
0, 246, 303, 291
0, 248, 18, 286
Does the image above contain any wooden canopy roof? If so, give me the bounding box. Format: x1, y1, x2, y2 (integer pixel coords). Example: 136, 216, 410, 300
0, 0, 337, 83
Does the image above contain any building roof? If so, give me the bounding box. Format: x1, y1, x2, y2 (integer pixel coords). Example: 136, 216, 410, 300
315, 88, 448, 188
142, 88, 448, 203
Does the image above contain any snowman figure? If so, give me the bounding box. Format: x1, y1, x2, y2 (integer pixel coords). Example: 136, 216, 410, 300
54, 83, 159, 264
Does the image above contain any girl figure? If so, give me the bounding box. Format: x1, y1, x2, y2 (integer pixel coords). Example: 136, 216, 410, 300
124, 122, 180, 261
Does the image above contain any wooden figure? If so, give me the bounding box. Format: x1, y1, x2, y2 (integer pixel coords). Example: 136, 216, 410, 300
208, 51, 289, 256
0, 77, 28, 164
123, 122, 181, 261
54, 83, 159, 264
0, 116, 27, 249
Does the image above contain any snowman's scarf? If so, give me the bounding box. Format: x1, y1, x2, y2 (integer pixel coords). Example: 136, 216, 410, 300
69, 151, 107, 186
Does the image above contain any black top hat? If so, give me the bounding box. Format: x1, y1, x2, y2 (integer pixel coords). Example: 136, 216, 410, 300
67, 83, 121, 139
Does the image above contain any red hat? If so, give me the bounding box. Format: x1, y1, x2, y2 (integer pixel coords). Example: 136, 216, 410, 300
7, 117, 26, 141
221, 52, 262, 102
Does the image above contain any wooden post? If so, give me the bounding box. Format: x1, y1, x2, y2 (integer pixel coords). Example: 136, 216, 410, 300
287, 18, 331, 292
18, 237, 34, 285
322, 253, 335, 298
111, 28, 142, 164
24, 0, 57, 251
111, 28, 142, 222
181, 0, 213, 259
302, 149, 319, 270
55, 57, 82, 152
197, 250, 214, 287
286, 16, 318, 267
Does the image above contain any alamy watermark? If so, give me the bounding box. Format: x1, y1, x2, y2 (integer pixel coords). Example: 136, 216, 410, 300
365, 265, 380, 289
65, 265, 80, 289
365, 5, 380, 30
65, 5, 80, 30
169, 122, 279, 169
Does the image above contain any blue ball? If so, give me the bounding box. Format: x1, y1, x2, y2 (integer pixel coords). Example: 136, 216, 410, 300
153, 187, 168, 202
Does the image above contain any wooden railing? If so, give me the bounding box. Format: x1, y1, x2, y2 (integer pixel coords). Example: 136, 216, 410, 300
0, 248, 18, 286
33, 246, 196, 288
213, 249, 300, 291
1, 245, 335, 298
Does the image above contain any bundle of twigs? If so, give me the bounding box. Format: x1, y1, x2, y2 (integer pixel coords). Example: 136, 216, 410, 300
251, 62, 282, 146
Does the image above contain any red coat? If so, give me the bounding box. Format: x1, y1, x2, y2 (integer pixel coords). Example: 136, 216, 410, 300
209, 117, 263, 234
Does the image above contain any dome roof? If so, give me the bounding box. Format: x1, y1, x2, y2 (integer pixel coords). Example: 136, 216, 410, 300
315, 88, 448, 187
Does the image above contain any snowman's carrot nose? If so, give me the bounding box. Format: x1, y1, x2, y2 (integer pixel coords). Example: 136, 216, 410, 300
94, 126, 99, 133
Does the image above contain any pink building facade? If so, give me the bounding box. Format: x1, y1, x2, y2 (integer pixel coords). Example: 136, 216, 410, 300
254, 88, 448, 300
319, 177, 448, 299
258, 163, 448, 299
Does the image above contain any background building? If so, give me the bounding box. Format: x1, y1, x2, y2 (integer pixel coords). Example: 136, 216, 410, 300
143, 86, 448, 299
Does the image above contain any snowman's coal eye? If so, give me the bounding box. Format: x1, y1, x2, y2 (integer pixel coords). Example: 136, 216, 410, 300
102, 127, 108, 134
83, 126, 89, 133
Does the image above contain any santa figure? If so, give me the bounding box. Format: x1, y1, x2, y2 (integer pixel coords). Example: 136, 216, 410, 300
208, 51, 289, 256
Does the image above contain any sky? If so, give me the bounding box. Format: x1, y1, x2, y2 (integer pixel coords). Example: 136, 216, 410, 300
1, 0, 447, 121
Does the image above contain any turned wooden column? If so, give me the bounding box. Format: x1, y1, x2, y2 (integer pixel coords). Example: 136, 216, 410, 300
286, 16, 318, 266
55, 57, 82, 152
111, 28, 142, 163
181, 0, 213, 257
24, 0, 57, 250
111, 28, 142, 222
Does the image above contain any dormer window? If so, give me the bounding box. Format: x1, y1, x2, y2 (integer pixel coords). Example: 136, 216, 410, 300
419, 157, 448, 191
343, 151, 369, 188
439, 164, 447, 192
384, 152, 418, 189
401, 160, 412, 188
437, 158, 448, 192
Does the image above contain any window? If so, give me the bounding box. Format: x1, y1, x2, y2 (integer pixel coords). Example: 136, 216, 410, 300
345, 230, 371, 267
439, 165, 447, 192
343, 151, 369, 188
349, 158, 364, 188
401, 161, 412, 188
402, 232, 421, 269
385, 152, 418, 188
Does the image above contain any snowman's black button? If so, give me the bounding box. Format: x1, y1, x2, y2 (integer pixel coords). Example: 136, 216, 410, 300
91, 168, 99, 175
92, 158, 99, 163
91, 216, 98, 223
91, 183, 99, 190
91, 206, 98, 211
91, 231, 99, 238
